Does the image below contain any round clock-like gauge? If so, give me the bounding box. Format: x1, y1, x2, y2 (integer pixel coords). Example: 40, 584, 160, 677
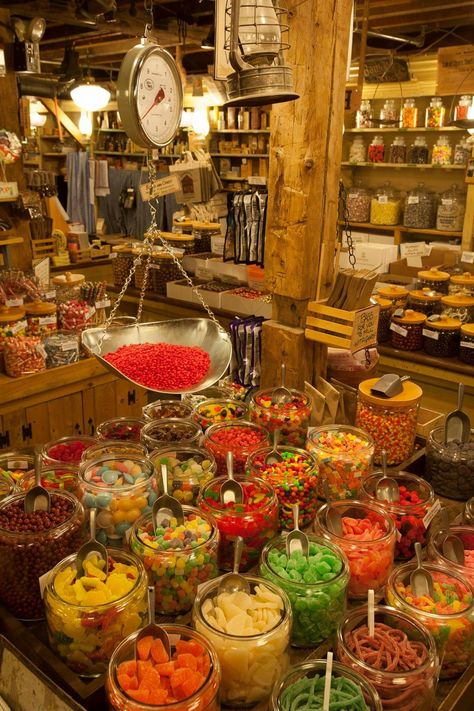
117, 42, 183, 149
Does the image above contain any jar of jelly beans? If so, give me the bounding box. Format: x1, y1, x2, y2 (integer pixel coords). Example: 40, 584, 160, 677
418, 267, 450, 294
361, 471, 435, 559
450, 272, 474, 296
372, 296, 392, 343
376, 284, 408, 309
356, 377, 422, 466
149, 445, 216, 505
197, 474, 278, 571
370, 182, 401, 225
441, 293, 474, 324
423, 315, 461, 357
390, 309, 426, 350
401, 98, 418, 128
249, 389, 311, 447
142, 399, 194, 422
367, 135, 385, 163
203, 421, 270, 475
193, 399, 248, 431
460, 323, 474, 364
96, 417, 145, 443
425, 97, 446, 128
141, 418, 202, 452
406, 288, 442, 316
25, 300, 57, 336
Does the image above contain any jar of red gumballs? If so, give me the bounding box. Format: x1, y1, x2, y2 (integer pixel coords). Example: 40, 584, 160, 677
193, 399, 248, 431
106, 624, 221, 711
314, 500, 396, 600
43, 435, 98, 466
197, 474, 278, 571
203, 421, 270, 475
361, 472, 436, 560
81, 441, 148, 463
96, 417, 146, 443
249, 389, 311, 448
18, 464, 79, 494
389, 309, 426, 350
0, 490, 85, 620
246, 446, 319, 529
428, 524, 474, 587
141, 418, 202, 452
356, 377, 422, 466
25, 300, 57, 336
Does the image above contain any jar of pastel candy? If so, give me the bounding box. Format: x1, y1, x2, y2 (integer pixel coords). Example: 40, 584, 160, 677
306, 425, 374, 500
260, 534, 349, 647
96, 417, 146, 443
270, 659, 383, 711
142, 399, 194, 422
193, 399, 248, 431
44, 549, 147, 677
197, 475, 278, 571
0, 453, 33, 486
386, 562, 474, 678
355, 377, 422, 465
106, 624, 221, 711
18, 464, 79, 493
0, 491, 85, 620
77, 455, 156, 547
43, 435, 98, 466
141, 418, 202, 452
81, 441, 148, 463
249, 389, 311, 447
336, 605, 439, 711
149, 446, 216, 506
425, 427, 474, 500
315, 500, 396, 599
130, 506, 219, 615
428, 524, 474, 587
193, 575, 291, 707
246, 446, 319, 529
202, 421, 270, 475
361, 472, 436, 560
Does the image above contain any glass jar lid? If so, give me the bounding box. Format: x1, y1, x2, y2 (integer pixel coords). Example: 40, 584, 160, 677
461, 323, 474, 336
25, 300, 57, 316
111, 244, 132, 254
425, 314, 462, 331
409, 288, 441, 302
392, 308, 426, 325
451, 272, 474, 287
0, 306, 26, 322
158, 231, 194, 242
371, 135, 384, 144
418, 267, 450, 282
441, 294, 474, 308
377, 285, 408, 299
413, 136, 428, 146
349, 180, 371, 197
435, 135, 450, 146
358, 377, 423, 407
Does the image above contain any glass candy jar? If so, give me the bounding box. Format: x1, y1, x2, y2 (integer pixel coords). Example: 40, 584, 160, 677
455, 94, 472, 121
202, 420, 270, 475
0, 306, 27, 371
389, 136, 407, 164
96, 417, 145, 443
425, 427, 474, 500
142, 399, 194, 422
356, 377, 422, 465
401, 98, 418, 128
418, 266, 450, 294
149, 446, 216, 505
423, 315, 461, 357
379, 99, 398, 127
425, 96, 446, 128
81, 441, 148, 462
370, 182, 401, 225
111, 246, 133, 288
356, 99, 373, 128
454, 137, 470, 165
367, 135, 385, 163
376, 284, 408, 308
249, 388, 311, 448
25, 300, 57, 336
141, 418, 202, 452
0, 453, 33, 486
389, 308, 426, 351
407, 136, 429, 164
19, 464, 79, 494
43, 435, 98, 466
450, 272, 474, 296
407, 288, 442, 316
372, 296, 392, 343
403, 183, 436, 228
346, 182, 372, 222
441, 293, 474, 324
460, 323, 474, 364
428, 524, 474, 587
193, 399, 248, 430
437, 184, 466, 231
432, 135, 452, 165
349, 136, 366, 163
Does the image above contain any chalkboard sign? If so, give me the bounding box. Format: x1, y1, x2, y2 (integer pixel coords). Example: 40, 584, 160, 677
364, 58, 410, 84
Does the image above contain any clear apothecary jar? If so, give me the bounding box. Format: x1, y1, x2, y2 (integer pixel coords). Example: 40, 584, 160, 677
81, 440, 148, 462
346, 182, 372, 222
349, 136, 366, 163
406, 288, 442, 316
460, 323, 474, 364
44, 549, 147, 676
428, 524, 474, 587
0, 306, 27, 372
314, 500, 396, 600
202, 420, 270, 475
423, 315, 461, 357
96, 417, 146, 443
407, 136, 429, 164
455, 94, 472, 121
401, 97, 418, 128
417, 266, 450, 294
111, 245, 133, 288
270, 660, 383, 711
372, 296, 392, 343
432, 135, 452, 164
441, 293, 474, 323
450, 272, 474, 296
142, 399, 194, 422
335, 605, 439, 711
425, 426, 474, 500
376, 284, 408, 308
425, 96, 446, 127
141, 418, 202, 452
355, 377, 422, 465
361, 471, 435, 560
249, 389, 311, 448
389, 308, 426, 351
436, 184, 466, 231
25, 300, 57, 336
386, 562, 474, 679
370, 182, 401, 225
389, 136, 406, 163
454, 137, 470, 165
43, 435, 98, 465
193, 575, 291, 707
379, 99, 398, 127
106, 625, 221, 711
18, 464, 79, 494
0, 453, 33, 486
306, 425, 374, 500
259, 533, 349, 647
356, 99, 373, 128
149, 445, 216, 505
193, 398, 248, 430
367, 135, 385, 163
403, 183, 436, 228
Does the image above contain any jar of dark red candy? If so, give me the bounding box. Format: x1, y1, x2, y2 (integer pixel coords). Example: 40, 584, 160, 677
197, 474, 278, 570
203, 421, 270, 475
0, 491, 85, 619
96, 417, 145, 442
460, 323, 474, 364
142, 399, 194, 422
372, 296, 391, 343
440, 293, 474, 324
423, 315, 461, 357
390, 308, 426, 350
140, 418, 202, 452
376, 285, 408, 309
418, 267, 450, 295
249, 389, 311, 447
43, 435, 97, 465
355, 377, 422, 466
425, 427, 474, 500
361, 471, 436, 559
406, 288, 442, 317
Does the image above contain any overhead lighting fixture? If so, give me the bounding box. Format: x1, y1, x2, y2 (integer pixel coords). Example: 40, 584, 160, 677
29, 100, 47, 127
192, 106, 210, 136
79, 111, 93, 137
71, 75, 111, 111
201, 27, 215, 50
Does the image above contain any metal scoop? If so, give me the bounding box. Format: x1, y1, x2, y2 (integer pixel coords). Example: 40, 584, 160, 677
220, 451, 244, 505
265, 429, 283, 466
375, 451, 400, 504
75, 508, 108, 578
444, 383, 471, 445
152, 464, 184, 528
135, 585, 171, 661
271, 364, 292, 406
440, 509, 465, 565
285, 503, 309, 557
24, 452, 51, 514
410, 541, 435, 598
370, 374, 410, 399
218, 536, 250, 595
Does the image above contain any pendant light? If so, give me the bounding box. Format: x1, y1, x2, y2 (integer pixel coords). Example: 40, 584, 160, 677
70, 75, 111, 111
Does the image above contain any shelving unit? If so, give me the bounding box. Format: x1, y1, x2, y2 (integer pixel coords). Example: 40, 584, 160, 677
338, 220, 462, 244
342, 162, 465, 169
210, 153, 269, 158
210, 129, 271, 134
345, 127, 466, 133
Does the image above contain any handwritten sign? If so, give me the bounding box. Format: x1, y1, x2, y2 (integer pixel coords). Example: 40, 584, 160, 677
437, 45, 474, 95
350, 305, 379, 353
139, 174, 181, 202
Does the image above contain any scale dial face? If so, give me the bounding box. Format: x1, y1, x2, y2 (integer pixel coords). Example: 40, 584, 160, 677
117, 43, 183, 149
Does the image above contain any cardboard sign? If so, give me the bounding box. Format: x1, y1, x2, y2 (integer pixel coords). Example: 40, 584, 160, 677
437, 45, 474, 95
350, 305, 379, 353
139, 174, 181, 202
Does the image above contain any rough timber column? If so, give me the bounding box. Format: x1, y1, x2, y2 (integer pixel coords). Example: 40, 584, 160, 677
261, 0, 353, 388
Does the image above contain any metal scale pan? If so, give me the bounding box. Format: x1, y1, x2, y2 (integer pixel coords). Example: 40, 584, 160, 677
82, 318, 232, 394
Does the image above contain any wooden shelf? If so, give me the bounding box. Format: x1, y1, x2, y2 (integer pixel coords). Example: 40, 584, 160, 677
210, 129, 270, 134
338, 220, 463, 238
342, 162, 465, 170
93, 151, 147, 157
0, 237, 23, 246
211, 153, 269, 158
42, 152, 67, 157
345, 127, 467, 133
219, 175, 250, 181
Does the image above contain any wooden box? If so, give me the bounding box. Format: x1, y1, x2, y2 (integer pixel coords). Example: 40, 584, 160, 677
31, 238, 56, 260
417, 407, 445, 439
69, 248, 91, 263
90, 244, 110, 260
305, 300, 379, 354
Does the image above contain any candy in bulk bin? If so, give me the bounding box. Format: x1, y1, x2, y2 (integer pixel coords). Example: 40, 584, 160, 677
407, 136, 429, 165
428, 525, 474, 586
43, 435, 98, 465
403, 183, 436, 229
149, 447, 216, 506
44, 332, 80, 368
348, 137, 366, 163
0, 306, 27, 372
4, 335, 46, 377
423, 315, 461, 358
315, 501, 396, 600
406, 289, 442, 317
0, 491, 85, 619
197, 474, 278, 570
259, 534, 349, 647
417, 267, 450, 295
431, 135, 452, 165
249, 389, 312, 448
401, 98, 418, 128
111, 246, 134, 287
370, 183, 401, 226
389, 309, 426, 351
450, 272, 474, 296
96, 417, 146, 443
356, 99, 373, 128
106, 625, 220, 711
130, 506, 219, 614
25, 300, 57, 336
336, 605, 439, 711
386, 562, 474, 678
141, 419, 202, 452
202, 421, 270, 475
81, 441, 148, 463
270, 659, 383, 711
355, 378, 422, 466
0, 479, 14, 500
193, 575, 291, 707
44, 550, 147, 676
346, 183, 372, 222
367, 135, 385, 163
375, 285, 408, 309
193, 399, 248, 430
389, 136, 407, 164
425, 96, 446, 127
77, 455, 156, 547
0, 453, 33, 486
18, 464, 78, 493
440, 293, 474, 324
306, 426, 374, 500
460, 323, 474, 364
425, 427, 474, 500
142, 399, 194, 422
246, 446, 319, 529
361, 472, 436, 560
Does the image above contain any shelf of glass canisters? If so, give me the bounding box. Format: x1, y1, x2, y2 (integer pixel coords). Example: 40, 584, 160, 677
210, 129, 271, 134
211, 153, 269, 158
338, 220, 463, 237
341, 162, 466, 169
345, 127, 468, 133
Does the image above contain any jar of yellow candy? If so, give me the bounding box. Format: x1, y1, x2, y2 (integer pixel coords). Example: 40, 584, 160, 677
44, 550, 147, 677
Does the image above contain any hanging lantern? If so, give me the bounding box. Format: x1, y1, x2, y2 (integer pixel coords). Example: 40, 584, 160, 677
223, 0, 298, 106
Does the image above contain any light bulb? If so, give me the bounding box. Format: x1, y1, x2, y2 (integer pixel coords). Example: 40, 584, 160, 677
71, 81, 110, 112
238, 0, 281, 64
30, 110, 46, 127
79, 111, 92, 136
192, 107, 210, 136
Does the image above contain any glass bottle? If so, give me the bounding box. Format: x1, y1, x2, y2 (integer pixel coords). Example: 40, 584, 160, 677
407, 135, 429, 164
370, 182, 401, 225
403, 182, 436, 228
431, 135, 452, 165
455, 94, 472, 121
379, 99, 398, 127
356, 99, 373, 128
425, 96, 446, 128
454, 137, 471, 165
348, 136, 366, 163
436, 184, 466, 231
400, 98, 418, 128
389, 135, 407, 163
367, 135, 385, 163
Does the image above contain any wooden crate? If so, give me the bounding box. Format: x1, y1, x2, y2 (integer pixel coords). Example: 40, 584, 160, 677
305, 300, 379, 354
89, 244, 110, 260
69, 249, 91, 263
31, 238, 56, 259
417, 407, 445, 439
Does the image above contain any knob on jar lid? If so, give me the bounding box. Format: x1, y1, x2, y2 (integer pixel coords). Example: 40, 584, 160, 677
359, 377, 423, 406
440, 294, 474, 307
410, 288, 441, 302
52, 271, 85, 285
392, 308, 426, 325
451, 272, 474, 286
418, 267, 450, 282
0, 305, 26, 322
426, 314, 462, 330
461, 323, 474, 336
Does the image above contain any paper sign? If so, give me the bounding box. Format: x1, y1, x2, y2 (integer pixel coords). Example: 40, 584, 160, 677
407, 196, 419, 205
139, 174, 181, 202
378, 195, 388, 204
7, 459, 29, 470
462, 251, 474, 264
34, 257, 50, 287
5, 298, 23, 308
350, 305, 379, 353
406, 256, 423, 268
11, 320, 27, 334
437, 45, 474, 95
109, 252, 118, 259
423, 329, 439, 340
95, 299, 111, 309
423, 499, 441, 529
400, 242, 429, 259
390, 322, 408, 337
461, 340, 474, 349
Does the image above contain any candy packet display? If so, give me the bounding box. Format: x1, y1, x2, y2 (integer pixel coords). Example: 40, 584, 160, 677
224, 188, 268, 266
230, 316, 264, 387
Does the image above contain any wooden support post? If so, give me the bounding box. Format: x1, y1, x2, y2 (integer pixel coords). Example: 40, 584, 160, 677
262, 0, 354, 389
40, 99, 86, 148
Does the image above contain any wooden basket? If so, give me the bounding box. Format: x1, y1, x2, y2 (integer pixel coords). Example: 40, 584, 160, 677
305, 300, 379, 354
31, 238, 56, 260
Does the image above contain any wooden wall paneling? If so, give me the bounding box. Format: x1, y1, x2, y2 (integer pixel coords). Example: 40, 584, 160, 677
114, 379, 147, 418
25, 404, 52, 449
82, 389, 97, 437
1, 410, 31, 450
47, 393, 85, 439
82, 381, 117, 435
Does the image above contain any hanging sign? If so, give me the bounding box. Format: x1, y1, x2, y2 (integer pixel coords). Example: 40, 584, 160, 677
437, 45, 474, 95
139, 174, 181, 202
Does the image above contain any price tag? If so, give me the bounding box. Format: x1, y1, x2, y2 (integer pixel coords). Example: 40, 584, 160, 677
422, 328, 439, 340
442, 198, 453, 206
378, 195, 388, 204
95, 299, 111, 309
423, 499, 441, 529
39, 566, 55, 599
139, 174, 181, 202
11, 319, 27, 334
86, 306, 96, 319
110, 252, 118, 260
41, 290, 56, 300
39, 316, 57, 326
5, 298, 23, 308
390, 322, 408, 337
461, 251, 474, 264
7, 459, 29, 470
36, 344, 47, 358
461, 340, 474, 349
150, 264, 161, 271
60, 340, 78, 351
407, 196, 419, 204
348, 192, 358, 199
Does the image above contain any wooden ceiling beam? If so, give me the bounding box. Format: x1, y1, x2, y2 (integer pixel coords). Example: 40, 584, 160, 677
356, 3, 474, 23
366, 11, 474, 31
